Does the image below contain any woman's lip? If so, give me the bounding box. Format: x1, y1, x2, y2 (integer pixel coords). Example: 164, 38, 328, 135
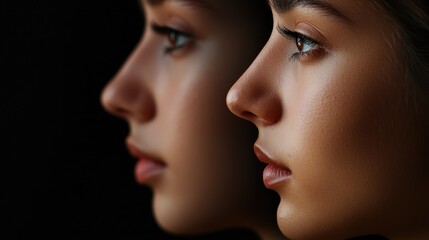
134, 157, 165, 185
253, 144, 283, 167
254, 144, 291, 189
126, 138, 166, 185
262, 164, 292, 189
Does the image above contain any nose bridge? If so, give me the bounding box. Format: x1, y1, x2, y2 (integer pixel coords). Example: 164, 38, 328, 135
101, 39, 156, 123
227, 38, 283, 126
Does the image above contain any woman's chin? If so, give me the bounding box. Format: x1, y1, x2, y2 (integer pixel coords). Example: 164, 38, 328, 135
155, 215, 217, 236
152, 199, 217, 236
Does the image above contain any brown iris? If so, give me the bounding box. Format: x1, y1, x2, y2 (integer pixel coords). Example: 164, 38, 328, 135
296, 36, 304, 52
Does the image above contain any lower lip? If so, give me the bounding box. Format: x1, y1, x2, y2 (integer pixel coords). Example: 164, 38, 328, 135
263, 164, 291, 189
135, 158, 165, 185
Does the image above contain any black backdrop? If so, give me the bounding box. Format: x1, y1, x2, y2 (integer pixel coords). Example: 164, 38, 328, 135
2, 0, 258, 239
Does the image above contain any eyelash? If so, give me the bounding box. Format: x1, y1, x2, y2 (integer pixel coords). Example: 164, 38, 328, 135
277, 24, 323, 62
151, 23, 192, 54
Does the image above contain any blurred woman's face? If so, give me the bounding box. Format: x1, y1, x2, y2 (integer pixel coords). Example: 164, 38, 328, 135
227, 0, 429, 239
101, 0, 275, 235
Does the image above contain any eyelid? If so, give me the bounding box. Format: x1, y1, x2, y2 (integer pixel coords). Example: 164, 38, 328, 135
296, 22, 328, 44
150, 21, 195, 55
276, 23, 327, 62
150, 22, 193, 38
276, 24, 320, 45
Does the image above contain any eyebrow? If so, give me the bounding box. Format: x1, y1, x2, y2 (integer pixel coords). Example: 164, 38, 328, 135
268, 0, 353, 24
144, 0, 215, 11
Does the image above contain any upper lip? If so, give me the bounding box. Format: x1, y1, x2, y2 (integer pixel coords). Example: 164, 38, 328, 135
254, 144, 289, 170
125, 138, 165, 165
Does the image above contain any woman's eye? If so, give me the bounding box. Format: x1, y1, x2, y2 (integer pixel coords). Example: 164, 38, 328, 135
151, 23, 192, 54
295, 35, 318, 53
166, 30, 190, 52
277, 24, 323, 61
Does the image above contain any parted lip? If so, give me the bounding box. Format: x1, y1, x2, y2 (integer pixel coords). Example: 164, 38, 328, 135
254, 144, 292, 188
254, 144, 288, 170
125, 138, 165, 166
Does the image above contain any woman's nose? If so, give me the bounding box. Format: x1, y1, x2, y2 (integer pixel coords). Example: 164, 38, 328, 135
101, 46, 156, 123
227, 44, 282, 126
101, 74, 155, 123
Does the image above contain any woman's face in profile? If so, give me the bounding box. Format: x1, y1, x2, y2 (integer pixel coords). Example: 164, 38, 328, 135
102, 0, 273, 235
228, 0, 429, 239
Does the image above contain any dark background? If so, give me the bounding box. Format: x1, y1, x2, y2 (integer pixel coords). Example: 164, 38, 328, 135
2, 0, 258, 238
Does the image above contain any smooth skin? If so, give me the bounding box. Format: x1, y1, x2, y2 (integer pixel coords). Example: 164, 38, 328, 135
101, 0, 282, 239
227, 0, 429, 239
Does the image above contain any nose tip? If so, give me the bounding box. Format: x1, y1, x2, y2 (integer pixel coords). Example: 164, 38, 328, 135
101, 79, 156, 123
227, 81, 282, 126
226, 87, 256, 122
100, 84, 125, 117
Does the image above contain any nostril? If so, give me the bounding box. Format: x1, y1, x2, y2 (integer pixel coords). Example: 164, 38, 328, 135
114, 107, 129, 118
242, 111, 258, 122
243, 109, 282, 126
